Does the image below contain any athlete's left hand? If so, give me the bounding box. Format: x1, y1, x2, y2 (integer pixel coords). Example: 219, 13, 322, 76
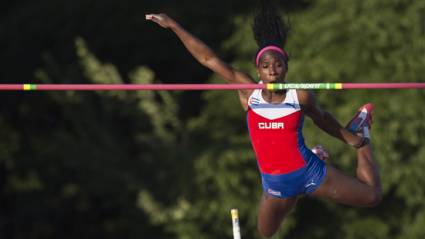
145, 13, 177, 29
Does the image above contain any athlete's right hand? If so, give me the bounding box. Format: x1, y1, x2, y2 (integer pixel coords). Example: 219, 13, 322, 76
145, 13, 177, 29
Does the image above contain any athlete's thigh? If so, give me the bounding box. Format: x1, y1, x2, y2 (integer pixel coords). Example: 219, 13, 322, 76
310, 165, 376, 206
257, 194, 298, 236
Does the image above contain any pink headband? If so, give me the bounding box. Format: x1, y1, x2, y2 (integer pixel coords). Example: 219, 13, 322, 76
255, 46, 288, 66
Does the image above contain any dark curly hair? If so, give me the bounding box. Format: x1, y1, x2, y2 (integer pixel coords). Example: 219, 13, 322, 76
252, 0, 290, 67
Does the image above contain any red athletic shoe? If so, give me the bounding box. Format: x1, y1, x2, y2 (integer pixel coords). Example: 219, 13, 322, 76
346, 103, 374, 133
311, 145, 329, 161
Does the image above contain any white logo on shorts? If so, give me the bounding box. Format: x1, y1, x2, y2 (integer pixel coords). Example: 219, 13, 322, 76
305, 180, 317, 188
267, 188, 282, 197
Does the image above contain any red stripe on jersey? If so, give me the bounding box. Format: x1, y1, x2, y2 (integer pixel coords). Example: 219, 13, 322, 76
247, 108, 305, 174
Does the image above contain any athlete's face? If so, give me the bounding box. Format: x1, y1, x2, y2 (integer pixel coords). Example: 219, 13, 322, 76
257, 51, 287, 83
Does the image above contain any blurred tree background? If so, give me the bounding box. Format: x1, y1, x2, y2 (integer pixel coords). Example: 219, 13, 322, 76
1, 0, 424, 238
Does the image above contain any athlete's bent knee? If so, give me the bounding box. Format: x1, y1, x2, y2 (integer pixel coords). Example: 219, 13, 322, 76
364, 189, 382, 207
257, 224, 277, 238
258, 228, 276, 238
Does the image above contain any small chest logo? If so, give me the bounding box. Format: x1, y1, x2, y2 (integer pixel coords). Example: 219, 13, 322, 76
258, 122, 285, 129
249, 97, 260, 105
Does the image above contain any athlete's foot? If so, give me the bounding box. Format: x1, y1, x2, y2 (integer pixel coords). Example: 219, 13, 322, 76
346, 103, 374, 134
312, 145, 329, 161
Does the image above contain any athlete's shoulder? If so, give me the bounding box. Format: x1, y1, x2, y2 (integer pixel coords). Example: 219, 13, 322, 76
296, 90, 317, 112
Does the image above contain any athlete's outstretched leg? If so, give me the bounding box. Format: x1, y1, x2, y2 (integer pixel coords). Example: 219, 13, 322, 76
310, 143, 382, 207
347, 103, 381, 191
257, 194, 297, 237
310, 104, 382, 207
355, 133, 381, 191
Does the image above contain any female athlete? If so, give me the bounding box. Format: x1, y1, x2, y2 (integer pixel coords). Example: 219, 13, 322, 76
146, 2, 381, 237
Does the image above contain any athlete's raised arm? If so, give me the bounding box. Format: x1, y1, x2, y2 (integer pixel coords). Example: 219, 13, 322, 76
298, 90, 365, 147
145, 14, 255, 92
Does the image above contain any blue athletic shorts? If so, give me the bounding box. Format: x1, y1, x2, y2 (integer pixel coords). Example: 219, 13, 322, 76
261, 152, 327, 198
